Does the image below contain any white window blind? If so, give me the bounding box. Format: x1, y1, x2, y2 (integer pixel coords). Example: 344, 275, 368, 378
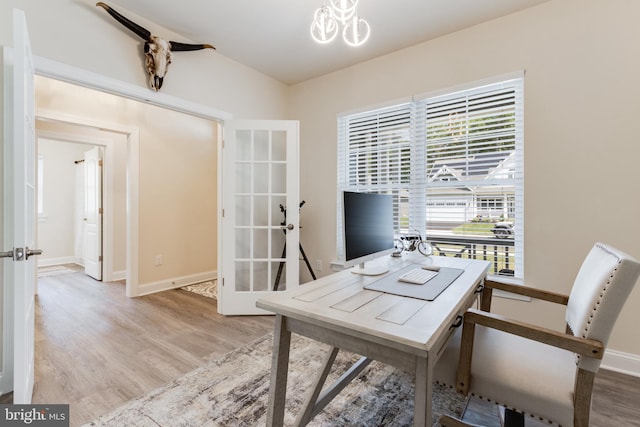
337, 76, 523, 278
336, 103, 413, 261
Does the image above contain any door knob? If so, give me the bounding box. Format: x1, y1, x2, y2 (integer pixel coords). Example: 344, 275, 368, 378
1, 247, 43, 261
281, 224, 294, 231
25, 247, 43, 260
0, 250, 14, 259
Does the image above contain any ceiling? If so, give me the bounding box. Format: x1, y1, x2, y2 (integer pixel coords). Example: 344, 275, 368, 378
106, 0, 550, 85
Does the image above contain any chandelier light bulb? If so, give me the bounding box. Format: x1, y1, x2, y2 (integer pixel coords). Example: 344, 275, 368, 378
329, 0, 358, 24
310, 0, 369, 47
310, 6, 338, 44
330, 0, 359, 14
343, 15, 370, 47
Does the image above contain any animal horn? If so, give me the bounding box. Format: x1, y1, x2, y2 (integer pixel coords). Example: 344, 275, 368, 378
96, 2, 151, 41
170, 42, 216, 52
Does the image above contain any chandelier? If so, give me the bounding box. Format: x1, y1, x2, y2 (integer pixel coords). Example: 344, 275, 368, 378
310, 0, 370, 47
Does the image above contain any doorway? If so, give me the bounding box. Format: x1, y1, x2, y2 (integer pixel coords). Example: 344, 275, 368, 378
34, 73, 222, 298
35, 112, 131, 286
4, 30, 228, 401
35, 136, 112, 282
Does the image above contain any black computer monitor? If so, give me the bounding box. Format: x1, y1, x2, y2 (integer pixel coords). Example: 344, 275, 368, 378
340, 191, 395, 275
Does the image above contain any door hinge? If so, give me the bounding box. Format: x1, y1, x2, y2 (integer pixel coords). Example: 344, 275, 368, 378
99, 160, 103, 167
99, 255, 103, 262
99, 207, 103, 215
222, 208, 225, 218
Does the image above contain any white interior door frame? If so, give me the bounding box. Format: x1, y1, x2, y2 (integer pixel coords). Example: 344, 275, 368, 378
36, 129, 116, 282
31, 55, 231, 297
34, 55, 231, 122
36, 111, 139, 295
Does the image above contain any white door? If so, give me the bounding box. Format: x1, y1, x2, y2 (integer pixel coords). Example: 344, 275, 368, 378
84, 147, 103, 280
219, 120, 300, 315
1, 9, 39, 403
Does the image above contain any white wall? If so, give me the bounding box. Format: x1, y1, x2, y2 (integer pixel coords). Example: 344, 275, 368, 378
0, 0, 290, 392
37, 139, 91, 266
289, 0, 640, 364
0, 0, 288, 119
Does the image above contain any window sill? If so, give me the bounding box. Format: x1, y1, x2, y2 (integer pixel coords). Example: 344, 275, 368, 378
330, 260, 347, 272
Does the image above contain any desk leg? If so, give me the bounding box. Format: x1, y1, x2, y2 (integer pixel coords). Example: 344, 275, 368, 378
295, 346, 339, 426
266, 314, 292, 427
414, 356, 431, 427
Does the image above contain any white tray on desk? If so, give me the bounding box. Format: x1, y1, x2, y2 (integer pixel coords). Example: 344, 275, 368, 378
364, 265, 464, 301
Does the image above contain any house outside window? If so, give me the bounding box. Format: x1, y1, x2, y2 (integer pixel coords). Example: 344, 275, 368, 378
337, 74, 524, 278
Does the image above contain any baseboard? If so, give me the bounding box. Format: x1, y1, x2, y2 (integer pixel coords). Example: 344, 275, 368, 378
111, 270, 126, 281
602, 349, 640, 377
38, 256, 76, 267
137, 271, 217, 296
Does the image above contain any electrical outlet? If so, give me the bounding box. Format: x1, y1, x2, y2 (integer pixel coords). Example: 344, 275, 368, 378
316, 259, 323, 271
155, 254, 162, 266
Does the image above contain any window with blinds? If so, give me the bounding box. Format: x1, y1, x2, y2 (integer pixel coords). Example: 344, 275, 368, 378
336, 103, 413, 262
337, 76, 523, 278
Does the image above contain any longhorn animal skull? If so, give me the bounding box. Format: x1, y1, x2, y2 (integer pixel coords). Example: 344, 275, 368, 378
96, 2, 215, 91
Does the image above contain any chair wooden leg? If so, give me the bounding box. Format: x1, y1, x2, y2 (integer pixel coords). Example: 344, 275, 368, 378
439, 415, 472, 427
456, 319, 476, 394
439, 414, 483, 427
574, 368, 595, 427
480, 285, 493, 312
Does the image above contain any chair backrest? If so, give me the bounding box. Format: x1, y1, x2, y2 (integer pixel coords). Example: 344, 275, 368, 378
566, 242, 640, 372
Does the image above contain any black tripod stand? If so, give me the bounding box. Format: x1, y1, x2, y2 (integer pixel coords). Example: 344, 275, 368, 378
273, 200, 317, 291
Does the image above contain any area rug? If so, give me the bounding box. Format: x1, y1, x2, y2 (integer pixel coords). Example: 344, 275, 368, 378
83, 333, 466, 427
181, 280, 217, 299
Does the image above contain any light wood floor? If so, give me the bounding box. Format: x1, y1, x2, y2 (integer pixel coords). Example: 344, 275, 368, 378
32, 269, 274, 426
17, 268, 640, 427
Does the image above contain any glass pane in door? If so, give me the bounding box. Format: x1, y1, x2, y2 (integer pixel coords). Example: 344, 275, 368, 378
233, 128, 288, 294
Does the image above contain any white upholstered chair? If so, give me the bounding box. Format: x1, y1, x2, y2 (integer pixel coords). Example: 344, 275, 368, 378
436, 242, 640, 427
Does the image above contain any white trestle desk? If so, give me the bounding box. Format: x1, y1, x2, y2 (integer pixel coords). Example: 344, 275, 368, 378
257, 252, 490, 427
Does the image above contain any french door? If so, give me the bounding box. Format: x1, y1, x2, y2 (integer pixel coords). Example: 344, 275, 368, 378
219, 121, 300, 315
2, 8, 39, 403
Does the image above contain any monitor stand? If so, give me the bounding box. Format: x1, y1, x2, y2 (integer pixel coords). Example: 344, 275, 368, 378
351, 262, 389, 276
